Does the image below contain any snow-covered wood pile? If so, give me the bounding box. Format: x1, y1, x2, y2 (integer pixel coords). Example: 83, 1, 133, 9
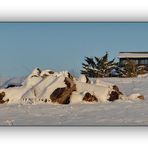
0, 68, 144, 105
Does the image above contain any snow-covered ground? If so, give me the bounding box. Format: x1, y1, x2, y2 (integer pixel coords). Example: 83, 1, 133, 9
0, 74, 147, 126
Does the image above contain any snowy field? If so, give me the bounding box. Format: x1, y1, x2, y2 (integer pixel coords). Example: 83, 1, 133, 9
0, 76, 148, 126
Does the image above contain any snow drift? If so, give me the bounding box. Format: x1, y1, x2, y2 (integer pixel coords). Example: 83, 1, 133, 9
0, 68, 144, 105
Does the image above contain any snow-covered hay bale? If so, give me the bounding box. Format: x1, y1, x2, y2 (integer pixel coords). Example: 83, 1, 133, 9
83, 92, 98, 102
0, 68, 144, 105
0, 92, 5, 103
108, 91, 119, 102
31, 68, 42, 77
112, 85, 123, 95
0, 92, 9, 104
40, 69, 55, 78
128, 93, 145, 100
70, 92, 83, 104
79, 75, 91, 84
50, 77, 76, 104
107, 85, 124, 101
138, 95, 144, 100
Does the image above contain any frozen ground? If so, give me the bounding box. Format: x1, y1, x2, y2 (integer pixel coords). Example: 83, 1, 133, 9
0, 77, 148, 126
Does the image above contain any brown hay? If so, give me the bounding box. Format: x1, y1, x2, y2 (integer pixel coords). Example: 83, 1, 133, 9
37, 68, 42, 74
50, 88, 66, 102
49, 71, 54, 74
41, 74, 49, 78
0, 92, 8, 104
41, 71, 54, 78
113, 85, 123, 95
50, 77, 76, 104
138, 95, 144, 100
83, 92, 98, 102
108, 91, 119, 102
86, 76, 91, 84
68, 72, 73, 80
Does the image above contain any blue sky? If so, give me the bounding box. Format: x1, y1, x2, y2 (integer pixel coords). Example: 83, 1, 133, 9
0, 22, 148, 77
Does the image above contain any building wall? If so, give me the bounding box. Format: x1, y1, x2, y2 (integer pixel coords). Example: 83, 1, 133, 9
120, 58, 148, 66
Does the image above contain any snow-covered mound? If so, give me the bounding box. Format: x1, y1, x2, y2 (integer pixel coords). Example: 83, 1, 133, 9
0, 68, 144, 105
